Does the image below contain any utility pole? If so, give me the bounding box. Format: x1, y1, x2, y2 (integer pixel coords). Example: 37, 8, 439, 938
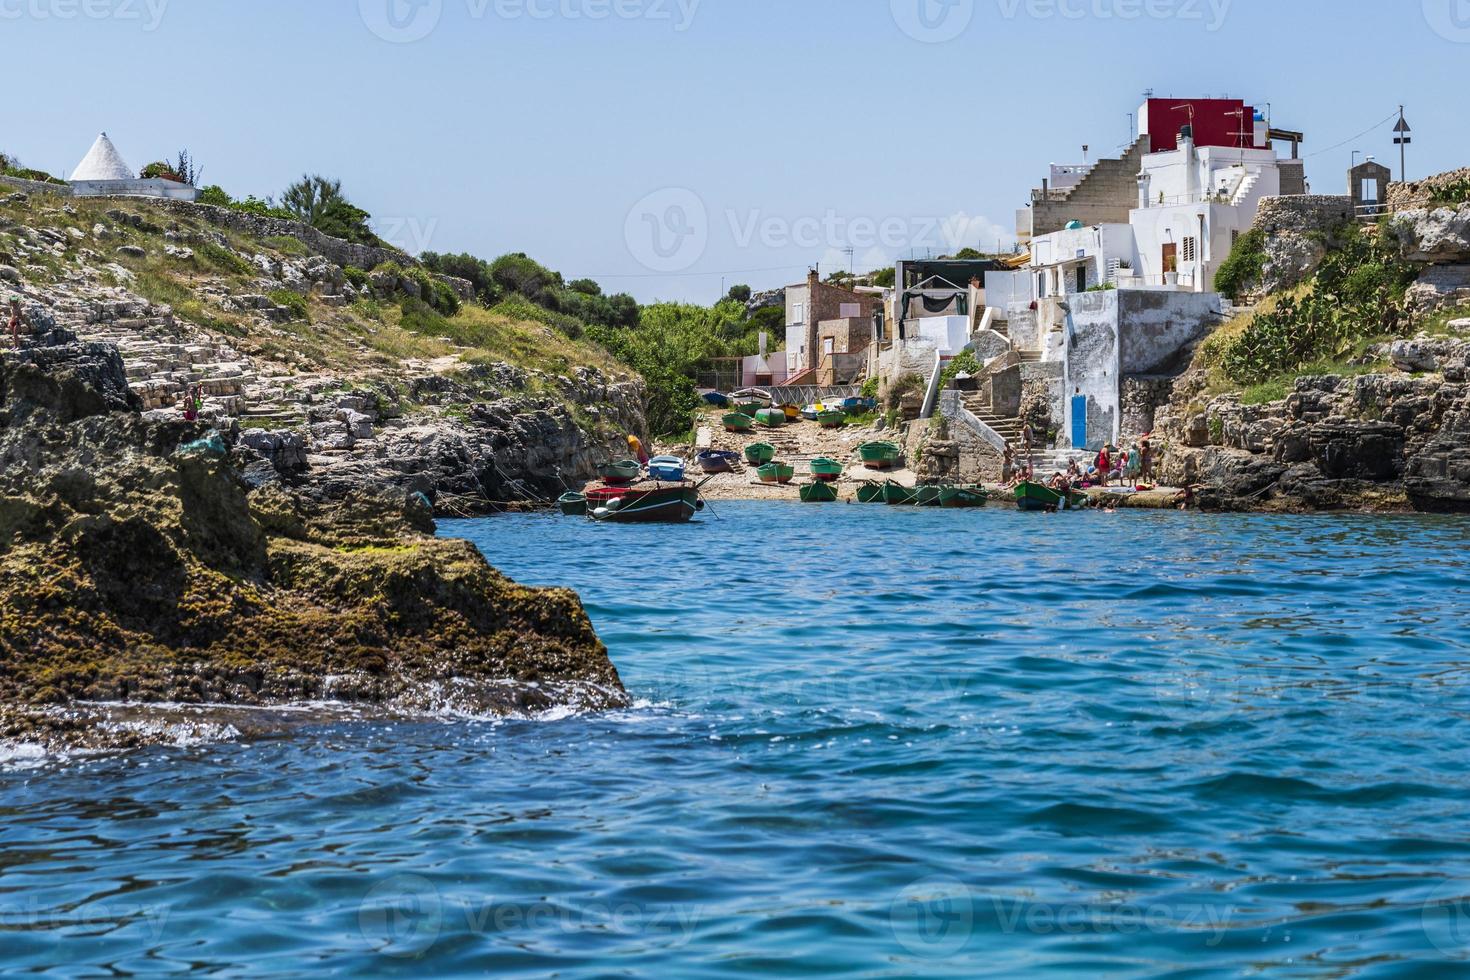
1393, 106, 1413, 183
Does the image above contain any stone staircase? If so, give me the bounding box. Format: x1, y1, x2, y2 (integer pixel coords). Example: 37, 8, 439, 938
1031, 136, 1151, 235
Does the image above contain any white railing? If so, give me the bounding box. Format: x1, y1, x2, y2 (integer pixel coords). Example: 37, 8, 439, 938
919, 350, 944, 421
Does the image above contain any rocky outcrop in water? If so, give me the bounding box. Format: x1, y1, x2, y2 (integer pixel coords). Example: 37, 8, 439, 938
1156, 334, 1470, 512
0, 334, 627, 752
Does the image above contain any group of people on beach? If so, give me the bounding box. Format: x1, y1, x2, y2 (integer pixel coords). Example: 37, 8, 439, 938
1001, 422, 1154, 493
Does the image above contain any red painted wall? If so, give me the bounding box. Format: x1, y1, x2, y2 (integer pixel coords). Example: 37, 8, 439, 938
1146, 99, 1261, 153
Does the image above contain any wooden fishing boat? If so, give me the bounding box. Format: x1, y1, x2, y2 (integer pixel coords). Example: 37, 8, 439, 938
735, 402, 765, 419
558, 491, 587, 516
799, 482, 838, 503
939, 486, 989, 509
912, 485, 943, 507
856, 481, 885, 504
817, 409, 846, 429
838, 396, 867, 415
647, 455, 686, 482
859, 442, 901, 470
732, 388, 772, 403
810, 457, 843, 482
755, 408, 786, 429
723, 412, 755, 433
701, 391, 730, 408
697, 449, 741, 474
586, 484, 699, 524
758, 462, 795, 485
779, 404, 802, 421
1015, 481, 1089, 512
800, 404, 821, 422
744, 443, 776, 466
882, 481, 917, 505
601, 459, 641, 484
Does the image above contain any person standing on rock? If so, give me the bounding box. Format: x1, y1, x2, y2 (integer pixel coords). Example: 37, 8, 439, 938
6, 296, 25, 348
627, 433, 650, 468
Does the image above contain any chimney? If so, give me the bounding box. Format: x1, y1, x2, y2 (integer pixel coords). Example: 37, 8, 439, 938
806, 269, 820, 372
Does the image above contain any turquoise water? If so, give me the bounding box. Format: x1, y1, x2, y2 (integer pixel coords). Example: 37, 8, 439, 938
5, 504, 1470, 977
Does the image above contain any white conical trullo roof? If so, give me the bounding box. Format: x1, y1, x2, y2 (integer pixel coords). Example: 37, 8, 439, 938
70, 132, 134, 181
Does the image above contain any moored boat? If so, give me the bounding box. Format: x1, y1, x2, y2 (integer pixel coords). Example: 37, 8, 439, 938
697, 449, 741, 474
939, 486, 989, 509
800, 482, 838, 503
558, 491, 587, 516
601, 459, 641, 484
912, 485, 943, 507
810, 457, 843, 482
701, 391, 730, 408
779, 404, 802, 421
859, 442, 901, 470
724, 413, 755, 433
817, 409, 846, 429
758, 462, 796, 485
800, 404, 821, 422
586, 484, 700, 524
647, 455, 686, 482
744, 442, 776, 466
1015, 481, 1089, 512
735, 402, 765, 418
882, 481, 917, 505
755, 408, 786, 428
856, 481, 885, 504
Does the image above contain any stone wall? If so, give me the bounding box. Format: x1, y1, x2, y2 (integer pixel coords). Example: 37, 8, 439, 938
1120, 376, 1175, 439
126, 198, 413, 272
0, 175, 73, 197
1251, 195, 1354, 234
1386, 168, 1470, 210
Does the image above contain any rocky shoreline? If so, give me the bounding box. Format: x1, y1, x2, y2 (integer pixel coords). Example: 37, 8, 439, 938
0, 332, 627, 753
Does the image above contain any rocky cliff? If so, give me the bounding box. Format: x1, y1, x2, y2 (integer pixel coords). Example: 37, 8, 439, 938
0, 188, 647, 515
0, 332, 627, 752
1156, 199, 1470, 512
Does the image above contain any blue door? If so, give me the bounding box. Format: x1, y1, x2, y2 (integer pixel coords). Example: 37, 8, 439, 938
1071, 395, 1088, 450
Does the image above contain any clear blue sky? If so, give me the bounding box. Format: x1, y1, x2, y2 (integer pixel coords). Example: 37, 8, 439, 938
5, 0, 1465, 303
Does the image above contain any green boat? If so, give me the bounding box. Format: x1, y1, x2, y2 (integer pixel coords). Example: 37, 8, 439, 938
882, 481, 917, 505
799, 482, 838, 503
758, 462, 796, 485
601, 459, 641, 484
724, 412, 755, 433
1015, 481, 1089, 512
745, 443, 776, 466
859, 442, 902, 470
558, 491, 588, 516
810, 457, 843, 482
755, 408, 786, 428
912, 486, 943, 507
939, 486, 989, 509
817, 409, 846, 429
856, 481, 885, 504
735, 401, 765, 418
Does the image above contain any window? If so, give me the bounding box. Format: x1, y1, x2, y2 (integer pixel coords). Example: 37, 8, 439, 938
1182, 237, 1198, 264
791, 302, 804, 324
1360, 178, 1380, 203
1106, 258, 1121, 284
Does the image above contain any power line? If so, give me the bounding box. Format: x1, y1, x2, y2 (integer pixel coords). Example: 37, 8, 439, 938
1306, 110, 1401, 159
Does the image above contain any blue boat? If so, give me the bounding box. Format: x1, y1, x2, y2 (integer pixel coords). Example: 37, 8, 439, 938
647, 455, 687, 482
702, 391, 730, 408
696, 449, 741, 474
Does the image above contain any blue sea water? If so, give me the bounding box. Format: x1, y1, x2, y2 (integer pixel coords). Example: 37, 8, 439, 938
5, 503, 1470, 977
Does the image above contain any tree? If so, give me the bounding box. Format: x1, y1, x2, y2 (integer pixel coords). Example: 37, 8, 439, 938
871, 267, 895, 288
281, 175, 378, 245
173, 149, 200, 186
422, 252, 499, 304
726, 283, 752, 304
489, 253, 561, 306
569, 279, 603, 296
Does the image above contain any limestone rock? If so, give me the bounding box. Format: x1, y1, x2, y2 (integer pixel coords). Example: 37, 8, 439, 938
115, 245, 147, 259
1405, 265, 1470, 313
1260, 231, 1326, 294
1392, 205, 1470, 264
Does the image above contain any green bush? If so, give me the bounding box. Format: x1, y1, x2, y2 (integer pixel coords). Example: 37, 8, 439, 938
1213, 227, 1268, 298
281, 175, 381, 245
269, 289, 310, 323
860, 377, 880, 399
1430, 178, 1470, 206
140, 161, 179, 181
195, 242, 257, 278
197, 185, 232, 207
343, 265, 369, 289
1219, 227, 1415, 386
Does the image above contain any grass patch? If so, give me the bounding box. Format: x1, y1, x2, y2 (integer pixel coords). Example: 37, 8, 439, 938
269, 289, 310, 323
263, 235, 309, 256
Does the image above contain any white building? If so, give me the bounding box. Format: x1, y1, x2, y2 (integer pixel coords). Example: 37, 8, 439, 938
68, 133, 200, 201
